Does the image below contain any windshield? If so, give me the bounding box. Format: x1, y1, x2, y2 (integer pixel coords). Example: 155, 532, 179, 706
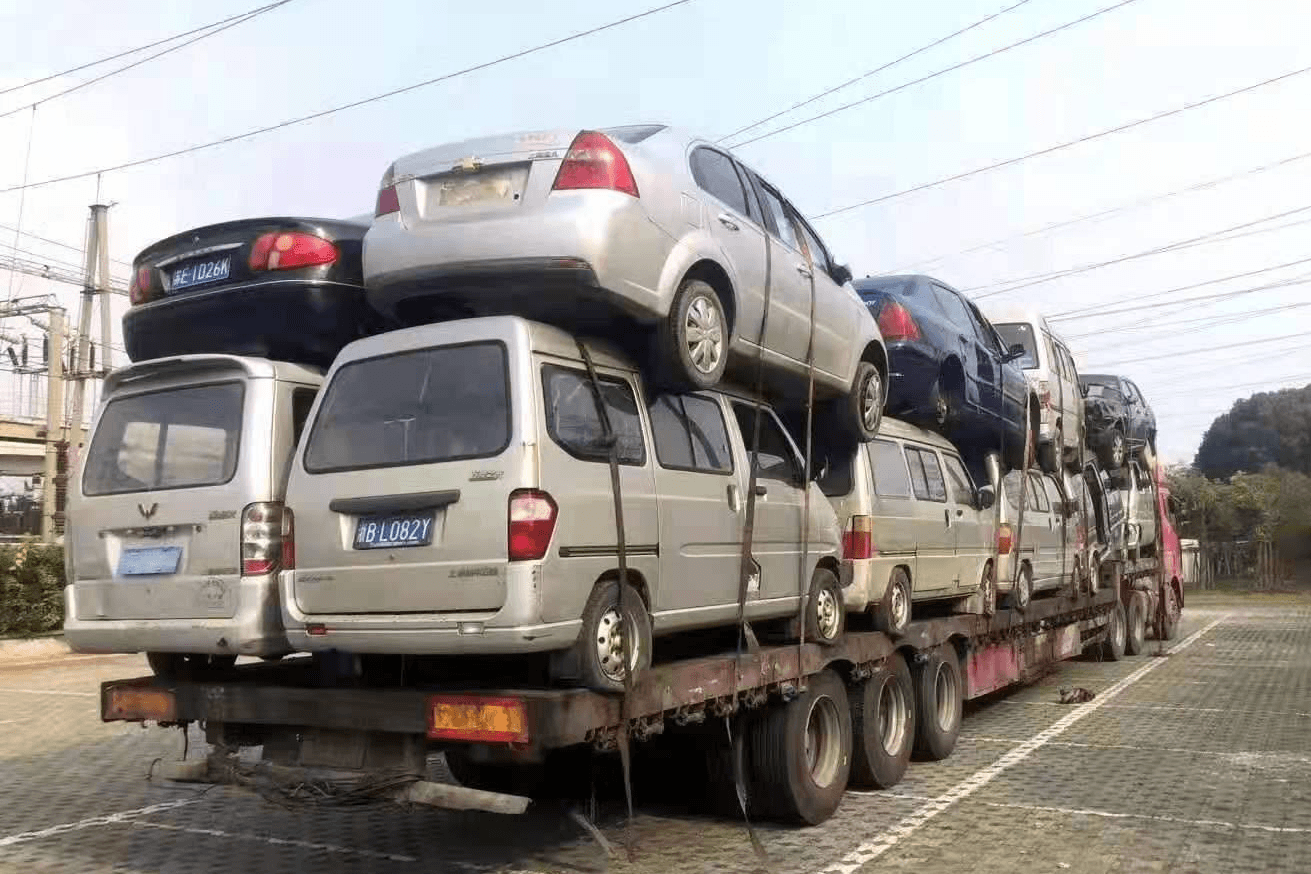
83, 382, 244, 496
304, 342, 510, 473
994, 322, 1039, 369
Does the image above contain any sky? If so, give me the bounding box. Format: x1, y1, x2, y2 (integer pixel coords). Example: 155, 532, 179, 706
1, 0, 1310, 469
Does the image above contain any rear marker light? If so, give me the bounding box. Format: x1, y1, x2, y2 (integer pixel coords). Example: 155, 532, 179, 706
877, 301, 921, 342
551, 131, 639, 198
997, 523, 1014, 556
242, 502, 294, 576
508, 489, 557, 561
307, 624, 327, 636
248, 232, 338, 272
843, 515, 875, 560
428, 695, 529, 744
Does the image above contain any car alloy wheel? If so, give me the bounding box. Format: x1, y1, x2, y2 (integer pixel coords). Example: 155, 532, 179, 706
861, 368, 883, 433
684, 293, 724, 376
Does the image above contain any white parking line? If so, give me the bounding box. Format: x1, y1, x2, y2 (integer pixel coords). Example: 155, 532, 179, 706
817, 617, 1227, 874
0, 654, 132, 669
130, 821, 418, 862
0, 687, 97, 697
1001, 700, 1311, 718
0, 800, 199, 848
961, 736, 1311, 762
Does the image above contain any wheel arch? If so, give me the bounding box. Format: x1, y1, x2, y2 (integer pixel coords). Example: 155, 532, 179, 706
679, 259, 737, 336
596, 568, 652, 614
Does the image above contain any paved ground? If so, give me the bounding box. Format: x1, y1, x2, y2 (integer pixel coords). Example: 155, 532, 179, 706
1, 592, 1307, 874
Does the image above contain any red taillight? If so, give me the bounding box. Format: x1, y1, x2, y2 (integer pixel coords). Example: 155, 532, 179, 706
997, 523, 1014, 556
551, 131, 638, 198
508, 489, 557, 561
242, 502, 294, 576
129, 267, 152, 304
877, 301, 921, 342
375, 185, 400, 217
248, 232, 338, 272
843, 515, 875, 560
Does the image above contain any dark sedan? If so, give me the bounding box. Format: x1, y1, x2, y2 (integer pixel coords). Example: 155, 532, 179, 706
855, 274, 1038, 469
1080, 373, 1156, 473
124, 216, 389, 368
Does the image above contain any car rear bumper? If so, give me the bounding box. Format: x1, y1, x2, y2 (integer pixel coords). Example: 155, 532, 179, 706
122, 278, 378, 368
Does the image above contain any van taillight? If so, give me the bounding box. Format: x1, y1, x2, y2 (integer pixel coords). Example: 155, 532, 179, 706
997, 523, 1014, 556
877, 301, 921, 342
551, 131, 639, 198
248, 233, 338, 271
242, 502, 294, 576
843, 515, 874, 560
508, 490, 557, 561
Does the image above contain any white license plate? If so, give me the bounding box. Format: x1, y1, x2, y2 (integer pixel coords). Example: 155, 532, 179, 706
118, 546, 182, 576
170, 255, 231, 292
431, 166, 528, 209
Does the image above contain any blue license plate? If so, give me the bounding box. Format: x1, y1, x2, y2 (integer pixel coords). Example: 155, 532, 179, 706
118, 546, 182, 576
170, 255, 231, 292
354, 512, 435, 550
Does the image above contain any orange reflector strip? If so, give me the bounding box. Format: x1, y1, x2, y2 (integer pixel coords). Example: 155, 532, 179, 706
104, 686, 177, 723
428, 695, 529, 744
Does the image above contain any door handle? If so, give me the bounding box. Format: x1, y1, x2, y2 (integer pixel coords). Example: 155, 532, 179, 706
727, 484, 740, 512
754, 484, 768, 497
943, 508, 951, 526
796, 263, 813, 278
717, 214, 740, 232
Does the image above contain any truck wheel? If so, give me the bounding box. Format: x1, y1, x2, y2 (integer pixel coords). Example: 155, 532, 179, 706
1007, 564, 1032, 612
748, 669, 852, 825
1157, 585, 1180, 641
571, 580, 652, 693
1125, 592, 1147, 656
1101, 602, 1127, 661
657, 278, 729, 390
912, 644, 963, 761
875, 568, 912, 635
702, 713, 757, 816
805, 567, 846, 646
849, 652, 915, 789
147, 652, 237, 680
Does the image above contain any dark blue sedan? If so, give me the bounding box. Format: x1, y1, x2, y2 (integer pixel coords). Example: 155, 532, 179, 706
855, 274, 1038, 469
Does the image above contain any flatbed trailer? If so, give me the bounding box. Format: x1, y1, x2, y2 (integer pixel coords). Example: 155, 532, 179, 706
101, 586, 1120, 825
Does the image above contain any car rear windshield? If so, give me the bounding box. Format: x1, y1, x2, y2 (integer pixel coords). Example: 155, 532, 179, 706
303, 342, 510, 473
83, 382, 244, 496
854, 278, 917, 301
602, 124, 666, 144
994, 322, 1039, 369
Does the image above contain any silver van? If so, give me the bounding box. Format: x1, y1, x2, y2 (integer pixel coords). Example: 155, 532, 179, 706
280, 316, 844, 691
64, 355, 322, 676
996, 468, 1080, 608
819, 418, 996, 635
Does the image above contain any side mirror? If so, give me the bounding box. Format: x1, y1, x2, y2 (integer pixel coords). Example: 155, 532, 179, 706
832, 262, 853, 285
975, 485, 996, 511
1003, 343, 1026, 363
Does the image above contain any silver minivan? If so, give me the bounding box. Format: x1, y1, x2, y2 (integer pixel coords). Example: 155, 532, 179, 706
996, 468, 1080, 608
280, 316, 844, 691
64, 355, 322, 676
819, 418, 996, 634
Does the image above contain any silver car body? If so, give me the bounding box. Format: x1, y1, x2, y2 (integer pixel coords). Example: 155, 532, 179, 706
64, 355, 322, 656
823, 418, 994, 613
363, 125, 885, 399
988, 306, 1084, 455
280, 315, 842, 656
996, 468, 1080, 595
1122, 459, 1158, 558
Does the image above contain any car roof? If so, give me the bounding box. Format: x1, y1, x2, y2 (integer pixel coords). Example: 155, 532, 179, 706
104, 354, 325, 395
874, 416, 964, 455
1081, 373, 1119, 383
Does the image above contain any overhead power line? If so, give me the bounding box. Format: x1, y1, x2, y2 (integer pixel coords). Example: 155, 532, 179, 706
0, 1, 293, 121
729, 0, 1140, 149
1066, 296, 1311, 341
892, 146, 1311, 273
0, 222, 131, 269
813, 61, 1311, 221
716, 0, 1035, 144
1090, 331, 1311, 367
0, 0, 694, 195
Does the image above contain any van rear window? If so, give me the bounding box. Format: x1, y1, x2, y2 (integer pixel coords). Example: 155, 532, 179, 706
83, 382, 244, 496
304, 342, 510, 473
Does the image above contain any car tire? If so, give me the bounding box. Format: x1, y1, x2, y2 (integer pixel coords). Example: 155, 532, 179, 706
657, 278, 729, 391
572, 579, 652, 693
1125, 592, 1147, 656
874, 567, 912, 635
839, 361, 884, 442
805, 567, 846, 646
748, 669, 852, 824
1008, 563, 1032, 612
147, 652, 237, 680
849, 652, 915, 789
1156, 584, 1180, 641
1038, 438, 1060, 475
1099, 427, 1126, 472
1101, 602, 1127, 661
928, 368, 964, 434
912, 644, 963, 761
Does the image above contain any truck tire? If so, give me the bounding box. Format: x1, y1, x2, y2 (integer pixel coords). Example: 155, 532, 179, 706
912, 644, 963, 761
1125, 592, 1147, 656
748, 669, 852, 825
875, 568, 912, 635
571, 580, 652, 693
1101, 602, 1127, 661
147, 652, 237, 680
805, 567, 846, 646
849, 652, 915, 789
1156, 584, 1180, 641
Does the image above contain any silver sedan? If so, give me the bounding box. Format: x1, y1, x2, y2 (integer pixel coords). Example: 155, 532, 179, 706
364, 124, 888, 441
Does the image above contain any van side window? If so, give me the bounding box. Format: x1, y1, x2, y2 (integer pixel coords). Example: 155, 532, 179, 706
1028, 474, 1050, 512
649, 394, 733, 474
290, 388, 317, 447
906, 447, 947, 503
869, 440, 912, 498
541, 366, 645, 466
942, 453, 974, 504
732, 404, 800, 483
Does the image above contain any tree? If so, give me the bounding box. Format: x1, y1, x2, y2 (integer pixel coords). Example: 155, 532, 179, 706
1194, 384, 1311, 479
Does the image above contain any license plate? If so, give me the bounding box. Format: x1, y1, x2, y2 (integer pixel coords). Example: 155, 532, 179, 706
431, 166, 528, 209
354, 512, 435, 550
170, 255, 231, 292
118, 546, 182, 576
